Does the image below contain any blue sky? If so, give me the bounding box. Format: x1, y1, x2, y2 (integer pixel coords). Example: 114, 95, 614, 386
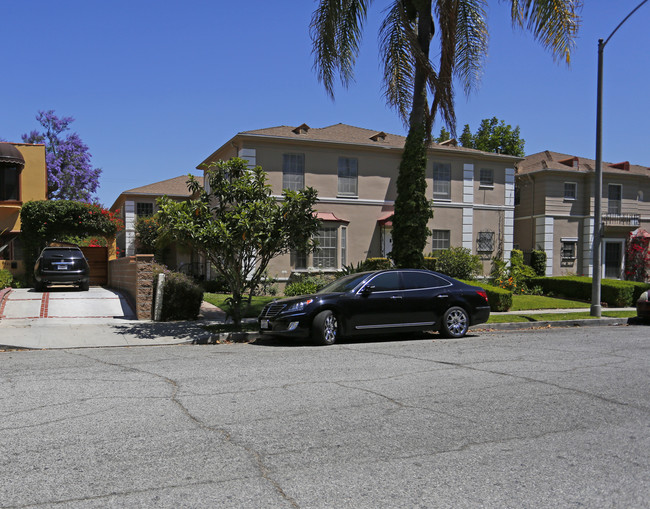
2, 1, 648, 208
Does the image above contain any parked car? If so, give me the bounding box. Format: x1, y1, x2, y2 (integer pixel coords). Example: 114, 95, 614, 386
34, 247, 90, 291
258, 269, 490, 345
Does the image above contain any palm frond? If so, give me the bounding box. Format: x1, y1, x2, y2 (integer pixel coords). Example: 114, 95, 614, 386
379, 0, 415, 125
310, 0, 372, 99
507, 0, 581, 64
454, 0, 488, 96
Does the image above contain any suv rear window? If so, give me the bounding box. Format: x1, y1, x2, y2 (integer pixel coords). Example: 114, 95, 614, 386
42, 248, 85, 259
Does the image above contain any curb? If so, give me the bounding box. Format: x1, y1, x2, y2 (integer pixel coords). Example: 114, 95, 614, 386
474, 316, 637, 332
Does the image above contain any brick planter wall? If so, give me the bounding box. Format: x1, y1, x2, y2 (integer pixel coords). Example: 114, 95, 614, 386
108, 255, 154, 320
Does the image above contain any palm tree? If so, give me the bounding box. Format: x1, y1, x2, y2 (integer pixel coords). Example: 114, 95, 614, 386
311, 0, 581, 268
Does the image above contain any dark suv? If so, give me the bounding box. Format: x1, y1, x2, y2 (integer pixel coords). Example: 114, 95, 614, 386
34, 247, 90, 291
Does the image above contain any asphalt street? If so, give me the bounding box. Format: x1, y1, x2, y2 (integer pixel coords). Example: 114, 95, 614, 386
1, 326, 648, 508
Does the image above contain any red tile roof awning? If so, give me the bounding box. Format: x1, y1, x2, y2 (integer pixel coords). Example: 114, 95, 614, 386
377, 210, 394, 226
315, 212, 349, 224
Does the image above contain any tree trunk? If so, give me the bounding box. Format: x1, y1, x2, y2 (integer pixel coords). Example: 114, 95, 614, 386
392, 1, 433, 268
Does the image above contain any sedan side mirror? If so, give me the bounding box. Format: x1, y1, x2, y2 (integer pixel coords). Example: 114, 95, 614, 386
361, 285, 375, 295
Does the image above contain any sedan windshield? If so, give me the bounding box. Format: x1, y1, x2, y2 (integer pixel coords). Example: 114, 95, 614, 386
317, 273, 370, 294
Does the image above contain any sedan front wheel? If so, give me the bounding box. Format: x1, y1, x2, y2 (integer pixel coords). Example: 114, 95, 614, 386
440, 306, 469, 338
312, 310, 339, 345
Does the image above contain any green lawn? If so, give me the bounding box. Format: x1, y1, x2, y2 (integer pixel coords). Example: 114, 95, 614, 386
510, 294, 590, 311
203, 293, 276, 318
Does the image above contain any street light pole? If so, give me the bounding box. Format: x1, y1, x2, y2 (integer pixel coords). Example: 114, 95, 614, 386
591, 0, 648, 318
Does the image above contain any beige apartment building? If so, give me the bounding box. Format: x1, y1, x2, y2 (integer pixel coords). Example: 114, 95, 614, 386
514, 150, 650, 278
198, 123, 520, 283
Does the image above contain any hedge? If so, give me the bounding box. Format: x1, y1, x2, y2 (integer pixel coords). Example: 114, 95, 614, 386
528, 276, 650, 307
153, 266, 204, 321
460, 279, 512, 312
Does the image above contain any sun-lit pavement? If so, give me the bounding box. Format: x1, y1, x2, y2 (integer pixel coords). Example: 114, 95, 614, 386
0, 286, 134, 321
0, 287, 210, 349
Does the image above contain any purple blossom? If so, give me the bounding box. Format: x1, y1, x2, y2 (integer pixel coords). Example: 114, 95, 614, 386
22, 110, 101, 201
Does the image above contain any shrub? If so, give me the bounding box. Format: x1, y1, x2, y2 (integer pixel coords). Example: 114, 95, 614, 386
361, 257, 393, 270
153, 265, 203, 321
284, 274, 335, 296
423, 257, 437, 271
460, 279, 512, 311
435, 247, 482, 280
530, 250, 547, 276
529, 276, 650, 307
0, 269, 13, 289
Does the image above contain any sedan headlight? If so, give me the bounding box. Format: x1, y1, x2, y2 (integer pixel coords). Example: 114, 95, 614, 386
285, 299, 314, 313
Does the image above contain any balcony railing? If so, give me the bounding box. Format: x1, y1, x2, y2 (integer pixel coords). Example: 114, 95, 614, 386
602, 213, 640, 227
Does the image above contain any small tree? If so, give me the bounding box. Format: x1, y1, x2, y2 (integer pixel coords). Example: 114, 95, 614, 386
458, 117, 525, 157
156, 158, 321, 327
22, 110, 102, 200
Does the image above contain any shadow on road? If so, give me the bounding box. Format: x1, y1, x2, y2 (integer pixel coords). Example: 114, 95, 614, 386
248, 330, 480, 348
109, 320, 209, 341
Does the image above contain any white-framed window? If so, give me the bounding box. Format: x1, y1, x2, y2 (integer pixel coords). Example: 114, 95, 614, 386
561, 241, 577, 260
477, 231, 494, 252
479, 168, 494, 188
136, 202, 154, 216
337, 157, 358, 197
433, 162, 451, 200
313, 227, 338, 269
282, 153, 305, 191
608, 184, 622, 214
564, 182, 577, 200
431, 230, 450, 251
341, 226, 347, 267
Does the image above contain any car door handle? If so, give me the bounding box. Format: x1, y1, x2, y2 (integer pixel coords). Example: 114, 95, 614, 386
391, 295, 403, 299
437, 294, 449, 298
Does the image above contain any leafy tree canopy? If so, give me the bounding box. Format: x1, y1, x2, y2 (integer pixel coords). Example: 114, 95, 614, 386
22, 110, 102, 200
458, 117, 525, 157
156, 158, 321, 326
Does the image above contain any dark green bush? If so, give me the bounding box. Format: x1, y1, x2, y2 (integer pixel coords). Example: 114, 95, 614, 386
530, 250, 547, 276
462, 279, 512, 312
0, 269, 13, 289
435, 247, 482, 280
529, 276, 650, 307
361, 257, 392, 270
154, 265, 204, 321
423, 257, 437, 271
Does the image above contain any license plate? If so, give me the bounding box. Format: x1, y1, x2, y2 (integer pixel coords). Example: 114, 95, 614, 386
260, 319, 270, 329
57, 265, 69, 270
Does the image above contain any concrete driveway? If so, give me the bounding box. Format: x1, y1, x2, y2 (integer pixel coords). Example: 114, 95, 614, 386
0, 286, 135, 321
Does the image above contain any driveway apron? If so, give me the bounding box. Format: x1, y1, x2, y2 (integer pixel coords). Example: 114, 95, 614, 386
0, 287, 135, 321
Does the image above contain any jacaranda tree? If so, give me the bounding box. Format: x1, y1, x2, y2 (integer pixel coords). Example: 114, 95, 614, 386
22, 110, 102, 201
311, 0, 580, 268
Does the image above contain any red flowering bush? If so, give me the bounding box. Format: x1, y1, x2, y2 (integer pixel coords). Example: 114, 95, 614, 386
625, 230, 650, 282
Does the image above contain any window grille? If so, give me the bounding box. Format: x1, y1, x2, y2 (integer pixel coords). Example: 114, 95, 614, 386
477, 231, 494, 252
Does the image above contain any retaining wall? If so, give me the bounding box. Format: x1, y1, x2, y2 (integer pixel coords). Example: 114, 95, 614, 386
108, 255, 154, 320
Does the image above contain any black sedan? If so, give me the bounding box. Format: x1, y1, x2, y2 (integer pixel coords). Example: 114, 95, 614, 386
34, 246, 90, 291
258, 269, 490, 345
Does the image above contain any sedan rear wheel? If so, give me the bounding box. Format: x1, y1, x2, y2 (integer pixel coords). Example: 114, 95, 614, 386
312, 310, 339, 345
440, 306, 469, 338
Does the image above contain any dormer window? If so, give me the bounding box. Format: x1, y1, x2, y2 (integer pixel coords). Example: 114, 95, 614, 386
609, 161, 630, 171
370, 131, 387, 142
292, 123, 310, 135
559, 157, 579, 168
